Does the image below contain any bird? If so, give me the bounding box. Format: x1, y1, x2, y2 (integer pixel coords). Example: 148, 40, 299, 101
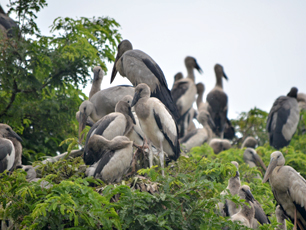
219, 161, 241, 217
172, 72, 183, 89
171, 56, 203, 137
0, 138, 15, 173
110, 39, 180, 122
206, 64, 228, 138
275, 205, 288, 230
0, 5, 19, 38
18, 165, 53, 189
263, 151, 306, 230
131, 83, 180, 176
85, 135, 133, 183
180, 110, 214, 152
89, 66, 104, 99
230, 185, 256, 228
78, 85, 135, 143
243, 148, 266, 172
209, 138, 231, 154
266, 87, 299, 149
0, 124, 23, 171
83, 97, 136, 165
241, 136, 258, 149
195, 82, 208, 112
297, 93, 306, 111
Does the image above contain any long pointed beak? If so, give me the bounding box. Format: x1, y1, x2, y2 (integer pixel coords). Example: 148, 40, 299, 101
110, 53, 120, 83
254, 154, 267, 171
223, 71, 228, 80
129, 108, 136, 125
235, 170, 240, 178
78, 111, 87, 144
245, 189, 255, 202
195, 62, 203, 74
262, 157, 277, 183
131, 92, 140, 107
93, 70, 99, 81
9, 130, 23, 142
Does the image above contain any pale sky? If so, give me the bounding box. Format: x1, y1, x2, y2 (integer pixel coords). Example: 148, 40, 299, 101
3, 0, 306, 119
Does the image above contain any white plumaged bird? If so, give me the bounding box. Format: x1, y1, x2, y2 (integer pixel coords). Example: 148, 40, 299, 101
85, 135, 133, 183
131, 83, 180, 176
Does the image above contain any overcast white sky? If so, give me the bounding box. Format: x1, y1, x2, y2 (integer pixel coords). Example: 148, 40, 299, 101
3, 0, 306, 119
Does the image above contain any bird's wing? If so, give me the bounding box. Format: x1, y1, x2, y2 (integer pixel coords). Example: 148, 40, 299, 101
254, 201, 270, 224
288, 167, 306, 224
0, 140, 12, 161
151, 99, 180, 161
94, 150, 115, 177
171, 80, 190, 103
266, 96, 289, 132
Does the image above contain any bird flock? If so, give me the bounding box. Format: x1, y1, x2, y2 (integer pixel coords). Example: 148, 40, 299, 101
1, 39, 306, 229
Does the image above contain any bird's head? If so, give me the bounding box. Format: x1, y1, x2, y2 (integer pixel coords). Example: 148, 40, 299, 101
0, 123, 22, 143
262, 151, 285, 183
131, 83, 150, 107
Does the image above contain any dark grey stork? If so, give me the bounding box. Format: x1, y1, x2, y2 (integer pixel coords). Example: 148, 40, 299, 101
171, 56, 203, 137
206, 64, 228, 138
266, 87, 299, 149
78, 85, 135, 143
0, 124, 22, 171
263, 151, 306, 230
131, 83, 180, 176
110, 39, 180, 122
85, 135, 133, 183
83, 97, 136, 165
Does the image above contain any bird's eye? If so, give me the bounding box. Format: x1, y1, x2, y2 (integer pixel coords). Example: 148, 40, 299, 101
6, 128, 10, 131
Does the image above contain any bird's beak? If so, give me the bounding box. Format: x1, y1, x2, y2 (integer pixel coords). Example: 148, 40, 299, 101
93, 69, 99, 81
245, 189, 255, 202
131, 92, 140, 107
253, 153, 267, 171
262, 157, 277, 183
235, 170, 240, 178
223, 71, 228, 80
195, 62, 203, 74
9, 129, 23, 142
129, 108, 136, 125
110, 52, 120, 83
78, 111, 88, 144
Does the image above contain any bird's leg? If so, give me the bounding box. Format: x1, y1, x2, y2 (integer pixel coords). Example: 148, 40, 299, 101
142, 136, 149, 149
294, 208, 297, 230
159, 140, 165, 177
149, 141, 153, 168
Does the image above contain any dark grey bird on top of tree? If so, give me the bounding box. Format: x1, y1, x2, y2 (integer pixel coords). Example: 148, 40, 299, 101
0, 124, 23, 171
131, 83, 180, 176
83, 97, 136, 165
171, 56, 203, 137
266, 87, 299, 149
110, 39, 180, 122
78, 85, 135, 143
85, 135, 133, 183
206, 64, 228, 138
0, 5, 19, 38
263, 151, 306, 230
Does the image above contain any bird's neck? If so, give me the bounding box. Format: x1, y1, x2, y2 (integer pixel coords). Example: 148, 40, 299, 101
187, 68, 195, 82
241, 202, 255, 223
90, 106, 100, 122
89, 78, 102, 99
216, 75, 223, 88
196, 91, 203, 109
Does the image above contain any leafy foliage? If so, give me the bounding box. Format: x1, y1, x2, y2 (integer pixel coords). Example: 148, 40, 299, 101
0, 0, 121, 163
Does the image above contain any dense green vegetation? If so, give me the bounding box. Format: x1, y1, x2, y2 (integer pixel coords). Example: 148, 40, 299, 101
1, 1, 306, 229
0, 0, 121, 164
